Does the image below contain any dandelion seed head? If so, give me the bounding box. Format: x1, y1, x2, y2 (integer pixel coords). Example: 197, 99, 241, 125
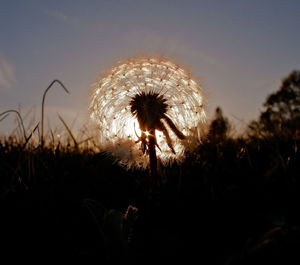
90, 57, 206, 169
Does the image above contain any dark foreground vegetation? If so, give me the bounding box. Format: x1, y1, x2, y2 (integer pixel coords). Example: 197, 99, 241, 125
1, 71, 300, 264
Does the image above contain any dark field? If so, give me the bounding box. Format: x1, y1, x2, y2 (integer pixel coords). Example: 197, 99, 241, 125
1, 135, 300, 264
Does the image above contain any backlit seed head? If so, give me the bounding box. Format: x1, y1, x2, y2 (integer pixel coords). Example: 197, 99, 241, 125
90, 57, 206, 169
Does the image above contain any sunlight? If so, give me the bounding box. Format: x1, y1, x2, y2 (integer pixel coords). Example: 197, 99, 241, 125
90, 56, 206, 168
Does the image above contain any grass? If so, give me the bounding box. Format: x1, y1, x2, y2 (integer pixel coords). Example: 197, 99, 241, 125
1, 80, 300, 264
1, 133, 300, 264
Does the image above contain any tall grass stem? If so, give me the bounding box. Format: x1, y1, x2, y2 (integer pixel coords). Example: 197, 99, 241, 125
41, 80, 69, 148
0, 110, 27, 141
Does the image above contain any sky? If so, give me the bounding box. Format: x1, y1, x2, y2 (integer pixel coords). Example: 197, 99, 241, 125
1, 0, 300, 136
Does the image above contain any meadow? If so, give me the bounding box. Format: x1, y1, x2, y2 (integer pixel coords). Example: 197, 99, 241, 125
1, 124, 299, 264
1, 71, 300, 264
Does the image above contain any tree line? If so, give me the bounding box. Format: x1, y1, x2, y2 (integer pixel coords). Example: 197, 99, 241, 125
209, 70, 300, 140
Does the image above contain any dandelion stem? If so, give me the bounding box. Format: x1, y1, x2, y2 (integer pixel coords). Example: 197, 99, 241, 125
148, 128, 158, 197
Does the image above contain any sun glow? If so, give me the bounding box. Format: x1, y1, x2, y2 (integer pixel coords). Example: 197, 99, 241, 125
90, 57, 206, 169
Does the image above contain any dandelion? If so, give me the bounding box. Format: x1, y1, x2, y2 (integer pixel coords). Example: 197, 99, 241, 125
90, 57, 206, 190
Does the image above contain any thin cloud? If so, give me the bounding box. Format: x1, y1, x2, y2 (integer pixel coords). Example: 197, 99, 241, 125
0, 55, 16, 91
123, 29, 223, 77
46, 9, 79, 26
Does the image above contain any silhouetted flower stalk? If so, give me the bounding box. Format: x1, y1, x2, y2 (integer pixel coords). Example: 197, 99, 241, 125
130, 91, 186, 194
90, 57, 206, 197
41, 79, 69, 148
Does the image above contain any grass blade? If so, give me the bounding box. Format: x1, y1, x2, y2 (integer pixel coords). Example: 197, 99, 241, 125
22, 122, 39, 150
41, 79, 69, 148
0, 110, 27, 141
58, 114, 78, 148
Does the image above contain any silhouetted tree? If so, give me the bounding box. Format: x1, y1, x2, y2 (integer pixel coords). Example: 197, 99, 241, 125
208, 107, 230, 141
249, 70, 300, 138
